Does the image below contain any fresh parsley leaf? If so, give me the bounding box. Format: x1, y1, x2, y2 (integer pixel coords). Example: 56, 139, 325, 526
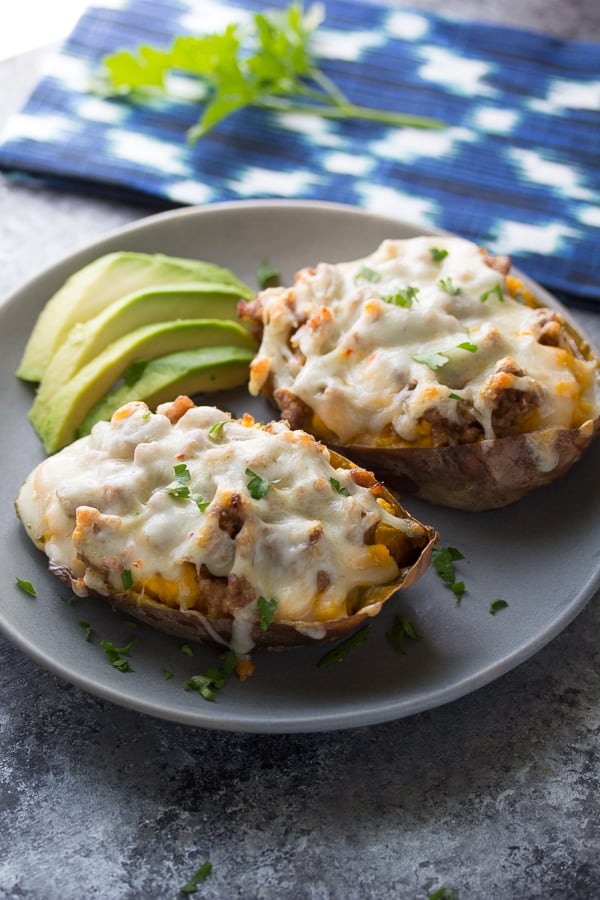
78, 620, 93, 642
15, 577, 36, 597
330, 476, 350, 496
180, 861, 213, 894
480, 283, 504, 303
163, 669, 174, 680
457, 340, 477, 353
317, 624, 371, 667
412, 350, 448, 370
432, 546, 466, 602
355, 265, 381, 283
382, 285, 419, 308
256, 259, 281, 289
184, 650, 238, 701
386, 614, 420, 654
101, 638, 136, 672
245, 467, 269, 499
99, 3, 444, 141
430, 247, 449, 262
489, 599, 509, 615
195, 496, 211, 512
121, 568, 134, 590
181, 643, 194, 657
257, 595, 278, 631
439, 277, 461, 295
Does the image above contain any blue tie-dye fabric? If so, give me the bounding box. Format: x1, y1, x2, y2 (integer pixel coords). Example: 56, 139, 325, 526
0, 0, 599, 305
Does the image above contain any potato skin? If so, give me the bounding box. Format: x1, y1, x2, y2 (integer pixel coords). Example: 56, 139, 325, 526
48, 449, 437, 651
339, 419, 599, 511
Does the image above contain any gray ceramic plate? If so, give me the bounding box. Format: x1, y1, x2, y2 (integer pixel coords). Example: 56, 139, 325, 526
1, 200, 599, 733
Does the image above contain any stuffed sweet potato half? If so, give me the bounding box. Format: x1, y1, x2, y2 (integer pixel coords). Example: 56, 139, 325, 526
240, 236, 600, 510
15, 397, 436, 655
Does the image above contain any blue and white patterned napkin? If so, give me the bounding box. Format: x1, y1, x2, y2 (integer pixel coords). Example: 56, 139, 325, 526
1, 0, 599, 306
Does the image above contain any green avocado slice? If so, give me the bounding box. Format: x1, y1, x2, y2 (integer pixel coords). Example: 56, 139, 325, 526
78, 345, 255, 436
30, 282, 255, 420
34, 318, 256, 454
17, 251, 253, 382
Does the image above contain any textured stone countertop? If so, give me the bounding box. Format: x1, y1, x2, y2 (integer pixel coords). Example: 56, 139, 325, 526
0, 2, 599, 899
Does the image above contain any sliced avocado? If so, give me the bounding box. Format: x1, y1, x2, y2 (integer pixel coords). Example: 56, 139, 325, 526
78, 345, 254, 436
34, 318, 256, 454
30, 282, 256, 419
17, 251, 253, 383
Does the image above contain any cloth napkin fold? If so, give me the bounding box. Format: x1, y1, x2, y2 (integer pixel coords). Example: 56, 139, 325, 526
1, 0, 599, 306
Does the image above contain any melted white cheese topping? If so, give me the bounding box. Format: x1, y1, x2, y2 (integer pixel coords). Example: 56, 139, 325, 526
249, 236, 598, 444
16, 403, 414, 641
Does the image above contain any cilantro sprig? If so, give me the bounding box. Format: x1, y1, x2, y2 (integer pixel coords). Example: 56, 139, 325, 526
99, 3, 443, 141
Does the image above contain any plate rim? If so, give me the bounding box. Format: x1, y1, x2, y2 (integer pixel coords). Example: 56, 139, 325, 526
1, 198, 599, 733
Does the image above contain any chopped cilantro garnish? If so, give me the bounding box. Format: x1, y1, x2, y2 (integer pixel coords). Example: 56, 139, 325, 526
386, 614, 420, 654
382, 285, 419, 307
195, 496, 211, 512
180, 861, 213, 894
121, 568, 134, 590
355, 265, 381, 283
245, 467, 269, 499
173, 462, 191, 483
257, 595, 278, 631
181, 643, 194, 657
256, 259, 281, 289
78, 620, 93, 642
163, 669, 174, 680
489, 599, 509, 615
412, 350, 448, 370
208, 420, 227, 441
428, 889, 457, 900
101, 637, 136, 672
330, 476, 350, 496
184, 650, 238, 702
15, 577, 36, 597
317, 624, 371, 667
167, 483, 191, 499
448, 392, 464, 401
439, 277, 461, 295
480, 283, 504, 303
432, 546, 466, 602
457, 340, 477, 353
430, 247, 449, 262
